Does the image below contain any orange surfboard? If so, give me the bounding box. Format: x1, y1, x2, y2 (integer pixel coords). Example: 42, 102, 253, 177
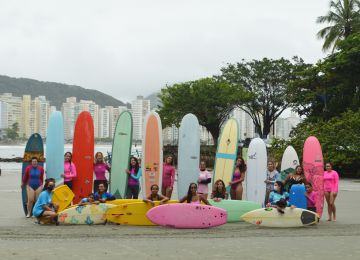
72, 111, 94, 204
142, 112, 163, 198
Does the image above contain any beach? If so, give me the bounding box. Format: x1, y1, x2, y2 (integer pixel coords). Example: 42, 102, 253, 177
1, 169, 360, 260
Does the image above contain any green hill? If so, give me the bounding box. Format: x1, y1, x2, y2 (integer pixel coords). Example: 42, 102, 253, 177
0, 75, 126, 109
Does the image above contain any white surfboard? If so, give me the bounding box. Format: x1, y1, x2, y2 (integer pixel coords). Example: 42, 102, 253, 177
177, 114, 200, 199
246, 138, 267, 206
280, 145, 300, 181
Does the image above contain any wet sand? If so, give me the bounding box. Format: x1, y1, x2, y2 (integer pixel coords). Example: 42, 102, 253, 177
1, 170, 360, 259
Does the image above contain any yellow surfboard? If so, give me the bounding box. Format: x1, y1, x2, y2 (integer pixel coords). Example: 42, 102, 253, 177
106, 199, 142, 206
213, 118, 239, 189
52, 185, 75, 212
106, 200, 178, 226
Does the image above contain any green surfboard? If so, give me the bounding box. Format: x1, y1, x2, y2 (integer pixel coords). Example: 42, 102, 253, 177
208, 199, 261, 222
110, 111, 133, 199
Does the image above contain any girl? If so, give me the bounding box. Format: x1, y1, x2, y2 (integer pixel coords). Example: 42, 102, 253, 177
324, 162, 339, 221
267, 181, 289, 207
264, 161, 280, 205
93, 152, 111, 193
284, 165, 307, 192
197, 161, 212, 199
229, 157, 246, 200
79, 193, 99, 206
211, 179, 228, 201
162, 155, 176, 199
143, 184, 169, 206
125, 157, 141, 199
179, 183, 210, 205
21, 157, 45, 217
94, 183, 115, 202
62, 152, 77, 190
305, 183, 317, 213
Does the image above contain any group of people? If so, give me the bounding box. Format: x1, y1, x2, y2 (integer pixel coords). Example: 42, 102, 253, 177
21, 151, 340, 224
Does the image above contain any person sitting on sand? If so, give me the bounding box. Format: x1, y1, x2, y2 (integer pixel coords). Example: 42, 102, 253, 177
143, 184, 169, 206
211, 179, 228, 201
179, 183, 211, 205
305, 183, 317, 213
94, 183, 115, 203
267, 181, 289, 207
32, 178, 59, 225
78, 193, 99, 206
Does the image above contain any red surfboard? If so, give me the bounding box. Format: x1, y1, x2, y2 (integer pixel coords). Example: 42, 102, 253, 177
72, 111, 94, 204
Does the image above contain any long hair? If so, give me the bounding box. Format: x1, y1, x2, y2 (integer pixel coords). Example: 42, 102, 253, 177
164, 155, 174, 165
236, 157, 247, 173
43, 178, 55, 191
213, 179, 226, 196
129, 157, 139, 174
275, 181, 285, 195
64, 152, 73, 174
94, 152, 104, 164
186, 183, 197, 203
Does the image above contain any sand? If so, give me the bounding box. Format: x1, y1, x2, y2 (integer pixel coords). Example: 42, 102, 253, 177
1, 170, 360, 260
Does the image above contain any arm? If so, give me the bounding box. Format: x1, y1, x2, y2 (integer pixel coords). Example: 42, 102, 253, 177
199, 178, 211, 184
170, 167, 176, 187
159, 194, 169, 204
179, 195, 188, 203
210, 192, 215, 199
231, 172, 246, 185
40, 167, 45, 186
129, 168, 142, 180
283, 174, 291, 185
225, 192, 229, 200
21, 167, 30, 187
333, 171, 339, 193
200, 196, 211, 205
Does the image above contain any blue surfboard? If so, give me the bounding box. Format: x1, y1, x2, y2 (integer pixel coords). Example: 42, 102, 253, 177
21, 133, 44, 215
289, 184, 307, 209
46, 111, 64, 184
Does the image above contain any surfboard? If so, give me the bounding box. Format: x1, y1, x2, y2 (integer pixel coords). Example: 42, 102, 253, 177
241, 207, 319, 227
46, 111, 64, 185
72, 111, 94, 204
110, 111, 133, 199
142, 112, 163, 198
21, 133, 45, 216
280, 145, 299, 182
106, 200, 178, 225
303, 136, 324, 218
58, 203, 115, 225
213, 118, 239, 190
246, 138, 267, 206
52, 185, 75, 212
208, 199, 261, 222
289, 184, 307, 209
177, 113, 200, 199
146, 203, 227, 229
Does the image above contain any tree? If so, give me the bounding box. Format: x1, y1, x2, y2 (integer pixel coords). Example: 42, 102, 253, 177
219, 57, 309, 138
6, 122, 19, 140
158, 77, 250, 146
317, 0, 360, 52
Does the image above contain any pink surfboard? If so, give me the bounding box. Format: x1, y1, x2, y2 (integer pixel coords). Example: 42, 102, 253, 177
146, 203, 227, 229
303, 136, 324, 218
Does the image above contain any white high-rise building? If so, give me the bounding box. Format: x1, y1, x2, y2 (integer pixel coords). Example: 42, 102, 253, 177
200, 126, 214, 145
0, 93, 22, 133
163, 124, 179, 145
0, 101, 8, 129
62, 97, 78, 140
21, 95, 32, 138
111, 106, 127, 138
99, 107, 110, 138
274, 112, 301, 140
33, 96, 50, 137
79, 100, 99, 138
131, 96, 150, 141
232, 108, 255, 140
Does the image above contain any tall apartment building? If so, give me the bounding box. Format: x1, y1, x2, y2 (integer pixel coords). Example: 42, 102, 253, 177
0, 101, 8, 129
232, 108, 255, 140
274, 112, 301, 140
131, 96, 150, 141
0, 93, 22, 133
33, 96, 50, 137
79, 100, 99, 138
163, 124, 179, 145
99, 107, 110, 138
109, 106, 127, 138
62, 97, 78, 140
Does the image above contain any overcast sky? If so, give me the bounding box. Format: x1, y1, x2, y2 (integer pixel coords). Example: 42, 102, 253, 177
0, 0, 330, 103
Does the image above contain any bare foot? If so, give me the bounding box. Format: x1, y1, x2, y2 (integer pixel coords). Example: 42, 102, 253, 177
327, 219, 332, 221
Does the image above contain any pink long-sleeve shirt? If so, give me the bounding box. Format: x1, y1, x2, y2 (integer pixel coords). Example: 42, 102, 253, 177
306, 191, 317, 208
93, 163, 110, 181
323, 170, 339, 193
64, 161, 77, 182
162, 163, 176, 188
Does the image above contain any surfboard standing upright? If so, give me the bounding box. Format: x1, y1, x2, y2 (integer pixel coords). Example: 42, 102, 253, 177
46, 111, 64, 185
110, 111, 133, 199
177, 113, 200, 199
246, 138, 267, 206
21, 133, 44, 215
280, 145, 300, 188
213, 118, 239, 190
303, 136, 324, 218
72, 111, 94, 204
142, 112, 163, 198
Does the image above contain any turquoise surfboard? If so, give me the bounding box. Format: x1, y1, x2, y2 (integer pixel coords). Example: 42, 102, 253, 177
110, 111, 133, 199
177, 114, 200, 199
46, 111, 64, 184
21, 133, 44, 215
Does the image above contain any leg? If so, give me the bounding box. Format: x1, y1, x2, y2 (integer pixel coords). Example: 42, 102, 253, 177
26, 186, 36, 217
324, 192, 331, 221
235, 183, 243, 200
133, 186, 140, 199
35, 186, 42, 201
161, 186, 167, 197
166, 186, 173, 199
125, 186, 133, 199
230, 188, 236, 200
264, 190, 270, 206
40, 210, 58, 224
330, 192, 338, 221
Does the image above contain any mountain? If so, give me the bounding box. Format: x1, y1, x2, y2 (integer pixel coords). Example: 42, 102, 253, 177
146, 92, 161, 110
0, 75, 126, 109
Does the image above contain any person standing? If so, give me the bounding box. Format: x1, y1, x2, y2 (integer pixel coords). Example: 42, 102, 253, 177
324, 162, 339, 221
197, 161, 212, 199
264, 161, 280, 205
126, 157, 141, 199
93, 152, 111, 193
162, 155, 176, 199
61, 152, 77, 190
229, 157, 246, 200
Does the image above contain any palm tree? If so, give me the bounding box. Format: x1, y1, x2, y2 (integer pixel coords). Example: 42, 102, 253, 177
317, 0, 360, 52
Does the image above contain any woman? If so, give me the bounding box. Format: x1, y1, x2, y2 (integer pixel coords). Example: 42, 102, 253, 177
229, 157, 246, 200
267, 181, 289, 207
324, 162, 339, 221
179, 183, 210, 205
21, 157, 45, 218
162, 155, 176, 199
61, 152, 77, 190
94, 183, 115, 203
32, 178, 58, 225
93, 152, 111, 193
264, 161, 280, 205
197, 161, 212, 199
211, 179, 228, 201
143, 184, 169, 206
126, 157, 141, 199
284, 165, 307, 192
